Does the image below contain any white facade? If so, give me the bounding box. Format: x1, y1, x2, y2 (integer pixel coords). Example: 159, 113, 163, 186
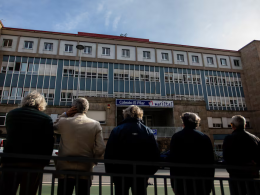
39, 39, 59, 55
97, 44, 115, 59
188, 52, 203, 67
18, 37, 39, 53
203, 54, 217, 68
230, 56, 243, 70
137, 47, 156, 63
156, 49, 173, 64
59, 40, 77, 56
173, 51, 188, 65
0, 35, 19, 52
117, 45, 136, 61
217, 55, 231, 69
79, 41, 96, 58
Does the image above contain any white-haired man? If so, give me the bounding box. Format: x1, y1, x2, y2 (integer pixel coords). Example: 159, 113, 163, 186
54, 98, 105, 195
223, 115, 260, 195
1, 91, 54, 195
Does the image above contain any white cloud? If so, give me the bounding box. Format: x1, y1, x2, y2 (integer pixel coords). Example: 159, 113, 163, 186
113, 16, 121, 30
97, 3, 104, 13
54, 12, 88, 32
105, 11, 112, 27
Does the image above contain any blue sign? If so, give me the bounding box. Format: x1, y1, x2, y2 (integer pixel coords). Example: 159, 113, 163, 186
116, 99, 174, 107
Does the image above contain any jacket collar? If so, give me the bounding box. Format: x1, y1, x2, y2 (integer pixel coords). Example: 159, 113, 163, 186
74, 113, 86, 117
118, 117, 142, 125
232, 128, 246, 134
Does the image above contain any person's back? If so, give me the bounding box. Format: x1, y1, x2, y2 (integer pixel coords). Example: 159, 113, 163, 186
223, 115, 260, 195
105, 105, 160, 195
1, 91, 54, 195
3, 106, 53, 164
54, 98, 105, 195
169, 112, 214, 195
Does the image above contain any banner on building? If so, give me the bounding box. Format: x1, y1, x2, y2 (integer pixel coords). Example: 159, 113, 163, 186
116, 99, 174, 108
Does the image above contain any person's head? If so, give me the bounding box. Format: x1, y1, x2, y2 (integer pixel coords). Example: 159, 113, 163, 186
181, 112, 201, 129
21, 91, 47, 111
72, 98, 89, 114
231, 115, 246, 130
123, 105, 143, 120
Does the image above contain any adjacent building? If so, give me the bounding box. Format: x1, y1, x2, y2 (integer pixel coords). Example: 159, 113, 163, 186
0, 21, 258, 151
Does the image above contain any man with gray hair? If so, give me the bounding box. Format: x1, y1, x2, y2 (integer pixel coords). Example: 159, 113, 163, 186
1, 91, 54, 195
223, 115, 260, 195
54, 98, 105, 195
169, 112, 215, 195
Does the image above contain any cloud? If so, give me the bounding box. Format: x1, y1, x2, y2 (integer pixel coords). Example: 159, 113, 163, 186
97, 3, 104, 13
54, 12, 88, 32
105, 11, 112, 27
113, 16, 121, 30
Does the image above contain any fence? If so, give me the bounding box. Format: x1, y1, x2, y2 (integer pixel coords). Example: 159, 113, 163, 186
0, 153, 260, 195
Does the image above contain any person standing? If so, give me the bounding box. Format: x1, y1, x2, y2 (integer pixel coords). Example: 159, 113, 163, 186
105, 105, 160, 195
169, 112, 215, 195
54, 98, 105, 195
223, 115, 260, 195
1, 91, 54, 195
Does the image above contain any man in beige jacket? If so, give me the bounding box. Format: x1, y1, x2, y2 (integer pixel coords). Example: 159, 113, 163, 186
54, 98, 105, 195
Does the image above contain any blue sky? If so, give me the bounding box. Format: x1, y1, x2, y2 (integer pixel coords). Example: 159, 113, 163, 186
1, 0, 260, 50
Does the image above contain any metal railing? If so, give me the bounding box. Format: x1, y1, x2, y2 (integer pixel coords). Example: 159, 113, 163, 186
0, 153, 260, 195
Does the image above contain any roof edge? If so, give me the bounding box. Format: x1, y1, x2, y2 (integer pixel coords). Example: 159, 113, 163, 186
239, 40, 260, 51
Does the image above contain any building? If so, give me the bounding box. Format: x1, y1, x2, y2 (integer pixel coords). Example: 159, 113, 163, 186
0, 21, 258, 151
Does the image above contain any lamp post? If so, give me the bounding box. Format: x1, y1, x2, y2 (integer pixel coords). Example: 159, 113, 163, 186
76, 45, 84, 98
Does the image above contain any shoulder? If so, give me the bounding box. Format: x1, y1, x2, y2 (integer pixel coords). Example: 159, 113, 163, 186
245, 130, 260, 143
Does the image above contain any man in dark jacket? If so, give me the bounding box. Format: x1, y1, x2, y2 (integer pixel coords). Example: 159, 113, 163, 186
169, 112, 215, 195
223, 115, 260, 195
105, 105, 160, 195
1, 91, 54, 195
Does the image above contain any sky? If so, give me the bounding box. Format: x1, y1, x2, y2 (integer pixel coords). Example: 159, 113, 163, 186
0, 0, 260, 50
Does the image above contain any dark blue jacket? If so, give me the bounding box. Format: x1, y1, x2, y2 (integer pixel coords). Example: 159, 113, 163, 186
104, 117, 160, 175
169, 127, 215, 195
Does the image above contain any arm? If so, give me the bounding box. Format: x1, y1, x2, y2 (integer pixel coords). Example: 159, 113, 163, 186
94, 122, 105, 159
53, 113, 66, 132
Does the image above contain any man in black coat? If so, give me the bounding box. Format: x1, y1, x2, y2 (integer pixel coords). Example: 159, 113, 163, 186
223, 115, 260, 195
169, 112, 215, 195
1, 91, 54, 195
105, 105, 160, 195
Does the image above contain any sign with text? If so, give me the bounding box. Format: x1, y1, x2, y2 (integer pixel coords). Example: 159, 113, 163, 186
116, 99, 174, 108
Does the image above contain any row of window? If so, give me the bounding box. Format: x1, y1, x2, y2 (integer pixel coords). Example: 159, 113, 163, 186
164, 73, 201, 84
2, 39, 241, 66
205, 76, 242, 86
208, 96, 246, 108
63, 69, 108, 79
113, 71, 160, 82
1, 62, 39, 75
209, 117, 250, 128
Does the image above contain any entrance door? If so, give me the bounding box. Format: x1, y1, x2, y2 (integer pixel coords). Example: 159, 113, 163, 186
143, 116, 153, 127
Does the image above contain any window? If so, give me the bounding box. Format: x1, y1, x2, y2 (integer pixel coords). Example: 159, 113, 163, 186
207, 57, 214, 65
11, 87, 22, 98
177, 54, 184, 62
65, 44, 73, 52
192, 56, 199, 63
3, 90, 9, 99
28, 64, 39, 75
220, 58, 227, 66
162, 53, 168, 60
213, 124, 222, 128
23, 91, 29, 97
3, 39, 13, 47
21, 63, 27, 73
0, 116, 6, 126
44, 43, 53, 51
102, 47, 110, 56
143, 51, 150, 59
61, 92, 72, 101
43, 93, 54, 101
14, 62, 21, 71
84, 46, 92, 54
24, 41, 33, 49
1, 67, 6, 73
234, 60, 240, 67
122, 49, 130, 57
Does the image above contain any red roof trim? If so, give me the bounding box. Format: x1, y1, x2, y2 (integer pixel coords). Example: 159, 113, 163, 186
2, 26, 240, 52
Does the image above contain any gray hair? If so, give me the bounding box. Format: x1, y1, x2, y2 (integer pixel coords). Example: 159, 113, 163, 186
123, 105, 143, 119
231, 115, 246, 129
21, 91, 47, 111
181, 112, 201, 129
72, 98, 89, 113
